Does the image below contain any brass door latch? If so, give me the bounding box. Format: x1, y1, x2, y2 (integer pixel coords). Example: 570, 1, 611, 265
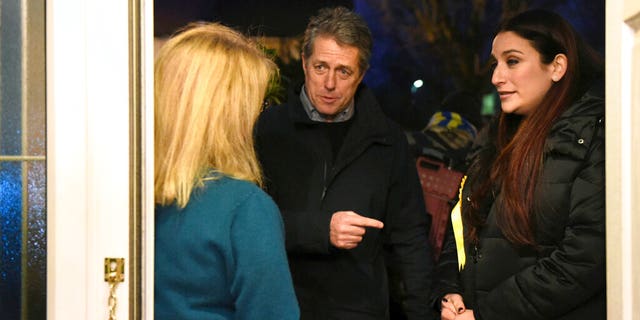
104, 258, 125, 320
105, 258, 125, 283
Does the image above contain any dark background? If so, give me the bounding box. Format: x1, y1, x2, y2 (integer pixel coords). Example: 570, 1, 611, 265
155, 0, 354, 37
154, 0, 605, 131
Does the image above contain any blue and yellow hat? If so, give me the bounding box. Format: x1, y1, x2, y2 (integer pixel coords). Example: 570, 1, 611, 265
426, 111, 478, 139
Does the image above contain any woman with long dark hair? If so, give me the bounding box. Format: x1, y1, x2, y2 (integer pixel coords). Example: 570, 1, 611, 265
433, 9, 605, 320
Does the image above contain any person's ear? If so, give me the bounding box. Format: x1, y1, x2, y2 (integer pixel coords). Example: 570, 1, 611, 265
356, 66, 367, 83
550, 53, 567, 82
301, 55, 308, 75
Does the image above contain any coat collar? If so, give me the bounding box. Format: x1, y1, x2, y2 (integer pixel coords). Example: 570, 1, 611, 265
545, 92, 604, 160
469, 92, 605, 163
287, 83, 393, 147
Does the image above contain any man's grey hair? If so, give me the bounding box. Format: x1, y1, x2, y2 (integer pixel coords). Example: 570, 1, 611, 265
301, 6, 373, 74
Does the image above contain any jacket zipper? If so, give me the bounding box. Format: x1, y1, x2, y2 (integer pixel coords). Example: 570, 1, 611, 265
321, 161, 328, 201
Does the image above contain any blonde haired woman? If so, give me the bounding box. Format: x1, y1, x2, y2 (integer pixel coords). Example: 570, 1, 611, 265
154, 22, 299, 319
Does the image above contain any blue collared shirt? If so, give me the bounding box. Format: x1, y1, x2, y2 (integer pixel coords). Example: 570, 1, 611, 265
300, 84, 354, 123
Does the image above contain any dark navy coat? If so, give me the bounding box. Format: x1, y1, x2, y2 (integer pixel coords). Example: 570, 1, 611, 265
256, 85, 434, 320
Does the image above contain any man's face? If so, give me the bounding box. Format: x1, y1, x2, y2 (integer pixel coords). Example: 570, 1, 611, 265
302, 36, 365, 119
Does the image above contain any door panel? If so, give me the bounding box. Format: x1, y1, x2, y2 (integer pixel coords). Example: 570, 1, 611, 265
605, 1, 640, 318
46, 0, 148, 319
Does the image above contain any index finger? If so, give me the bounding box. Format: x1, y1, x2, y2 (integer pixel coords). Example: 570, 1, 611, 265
351, 216, 384, 229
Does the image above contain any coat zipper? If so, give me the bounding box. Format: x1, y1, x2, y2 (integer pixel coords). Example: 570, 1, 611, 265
321, 161, 328, 201
473, 244, 480, 263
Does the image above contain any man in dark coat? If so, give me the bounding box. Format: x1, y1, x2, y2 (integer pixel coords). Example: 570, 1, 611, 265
255, 6, 434, 320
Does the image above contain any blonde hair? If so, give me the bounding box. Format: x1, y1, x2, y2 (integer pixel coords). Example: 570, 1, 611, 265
154, 22, 277, 208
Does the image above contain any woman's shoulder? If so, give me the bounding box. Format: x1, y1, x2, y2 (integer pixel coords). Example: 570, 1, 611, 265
201, 175, 269, 200
179, 177, 282, 234
546, 93, 605, 158
562, 92, 605, 119
204, 176, 279, 214
205, 178, 285, 242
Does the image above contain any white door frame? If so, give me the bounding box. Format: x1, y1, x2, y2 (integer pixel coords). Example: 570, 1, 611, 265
605, 1, 640, 319
44, 0, 640, 318
46, 0, 154, 319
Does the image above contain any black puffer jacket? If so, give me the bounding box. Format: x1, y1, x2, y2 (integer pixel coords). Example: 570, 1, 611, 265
256, 84, 434, 320
433, 93, 606, 320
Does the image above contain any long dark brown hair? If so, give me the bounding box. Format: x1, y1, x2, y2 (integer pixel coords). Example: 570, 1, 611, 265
464, 9, 603, 246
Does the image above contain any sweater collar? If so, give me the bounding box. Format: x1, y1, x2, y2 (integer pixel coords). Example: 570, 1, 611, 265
299, 84, 355, 122
288, 83, 393, 146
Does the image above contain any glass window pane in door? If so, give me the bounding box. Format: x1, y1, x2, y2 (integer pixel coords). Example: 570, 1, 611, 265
0, 0, 46, 319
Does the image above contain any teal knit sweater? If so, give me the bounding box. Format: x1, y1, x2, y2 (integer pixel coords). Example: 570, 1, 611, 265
155, 176, 300, 319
